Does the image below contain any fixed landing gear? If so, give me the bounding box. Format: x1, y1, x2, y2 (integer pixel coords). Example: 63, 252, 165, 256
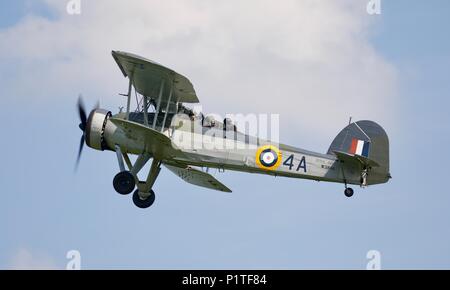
113, 171, 135, 195
344, 187, 354, 197
114, 145, 161, 209
132, 189, 156, 209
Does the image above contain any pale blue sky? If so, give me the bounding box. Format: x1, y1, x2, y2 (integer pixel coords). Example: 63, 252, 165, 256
1, 0, 450, 269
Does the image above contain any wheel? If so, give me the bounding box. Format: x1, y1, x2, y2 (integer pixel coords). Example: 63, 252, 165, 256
344, 187, 354, 197
132, 189, 156, 209
113, 171, 135, 195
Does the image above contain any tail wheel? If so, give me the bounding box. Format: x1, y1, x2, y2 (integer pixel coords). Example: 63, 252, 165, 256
344, 187, 354, 197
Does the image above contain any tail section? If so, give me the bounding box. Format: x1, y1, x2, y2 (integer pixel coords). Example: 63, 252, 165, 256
328, 120, 390, 185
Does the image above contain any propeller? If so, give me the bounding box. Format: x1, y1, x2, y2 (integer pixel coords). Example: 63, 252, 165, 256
75, 95, 101, 170
76, 95, 87, 170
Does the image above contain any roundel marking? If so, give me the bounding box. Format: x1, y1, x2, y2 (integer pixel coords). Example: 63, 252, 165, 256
256, 145, 282, 170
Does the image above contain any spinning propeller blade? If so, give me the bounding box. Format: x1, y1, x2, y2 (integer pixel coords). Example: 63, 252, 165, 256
78, 95, 87, 132
75, 95, 102, 170
76, 95, 88, 170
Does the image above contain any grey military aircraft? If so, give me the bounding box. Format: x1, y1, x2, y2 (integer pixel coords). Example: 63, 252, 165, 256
76, 51, 391, 209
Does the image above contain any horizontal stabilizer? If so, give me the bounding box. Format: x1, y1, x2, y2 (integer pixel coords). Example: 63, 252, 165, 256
333, 150, 380, 168
164, 164, 232, 193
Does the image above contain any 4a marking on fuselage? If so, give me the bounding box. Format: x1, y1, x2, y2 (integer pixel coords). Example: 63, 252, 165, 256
282, 154, 307, 173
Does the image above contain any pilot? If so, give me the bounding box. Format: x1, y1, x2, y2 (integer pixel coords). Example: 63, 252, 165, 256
188, 111, 195, 121
203, 115, 216, 128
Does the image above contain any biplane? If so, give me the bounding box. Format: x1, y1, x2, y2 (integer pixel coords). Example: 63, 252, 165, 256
76, 51, 391, 208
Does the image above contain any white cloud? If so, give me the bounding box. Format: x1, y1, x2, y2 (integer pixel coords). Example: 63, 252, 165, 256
0, 0, 398, 143
9, 248, 58, 270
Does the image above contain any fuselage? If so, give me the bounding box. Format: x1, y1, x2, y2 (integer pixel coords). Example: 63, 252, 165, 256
102, 112, 362, 185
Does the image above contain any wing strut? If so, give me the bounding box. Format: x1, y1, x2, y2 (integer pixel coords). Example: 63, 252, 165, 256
152, 80, 165, 129
161, 83, 173, 132
126, 77, 132, 120
143, 96, 149, 126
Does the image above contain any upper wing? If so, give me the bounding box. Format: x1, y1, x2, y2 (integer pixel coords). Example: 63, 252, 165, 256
164, 164, 232, 193
112, 51, 199, 110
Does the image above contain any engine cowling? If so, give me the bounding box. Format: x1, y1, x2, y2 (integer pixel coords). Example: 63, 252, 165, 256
85, 109, 112, 151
